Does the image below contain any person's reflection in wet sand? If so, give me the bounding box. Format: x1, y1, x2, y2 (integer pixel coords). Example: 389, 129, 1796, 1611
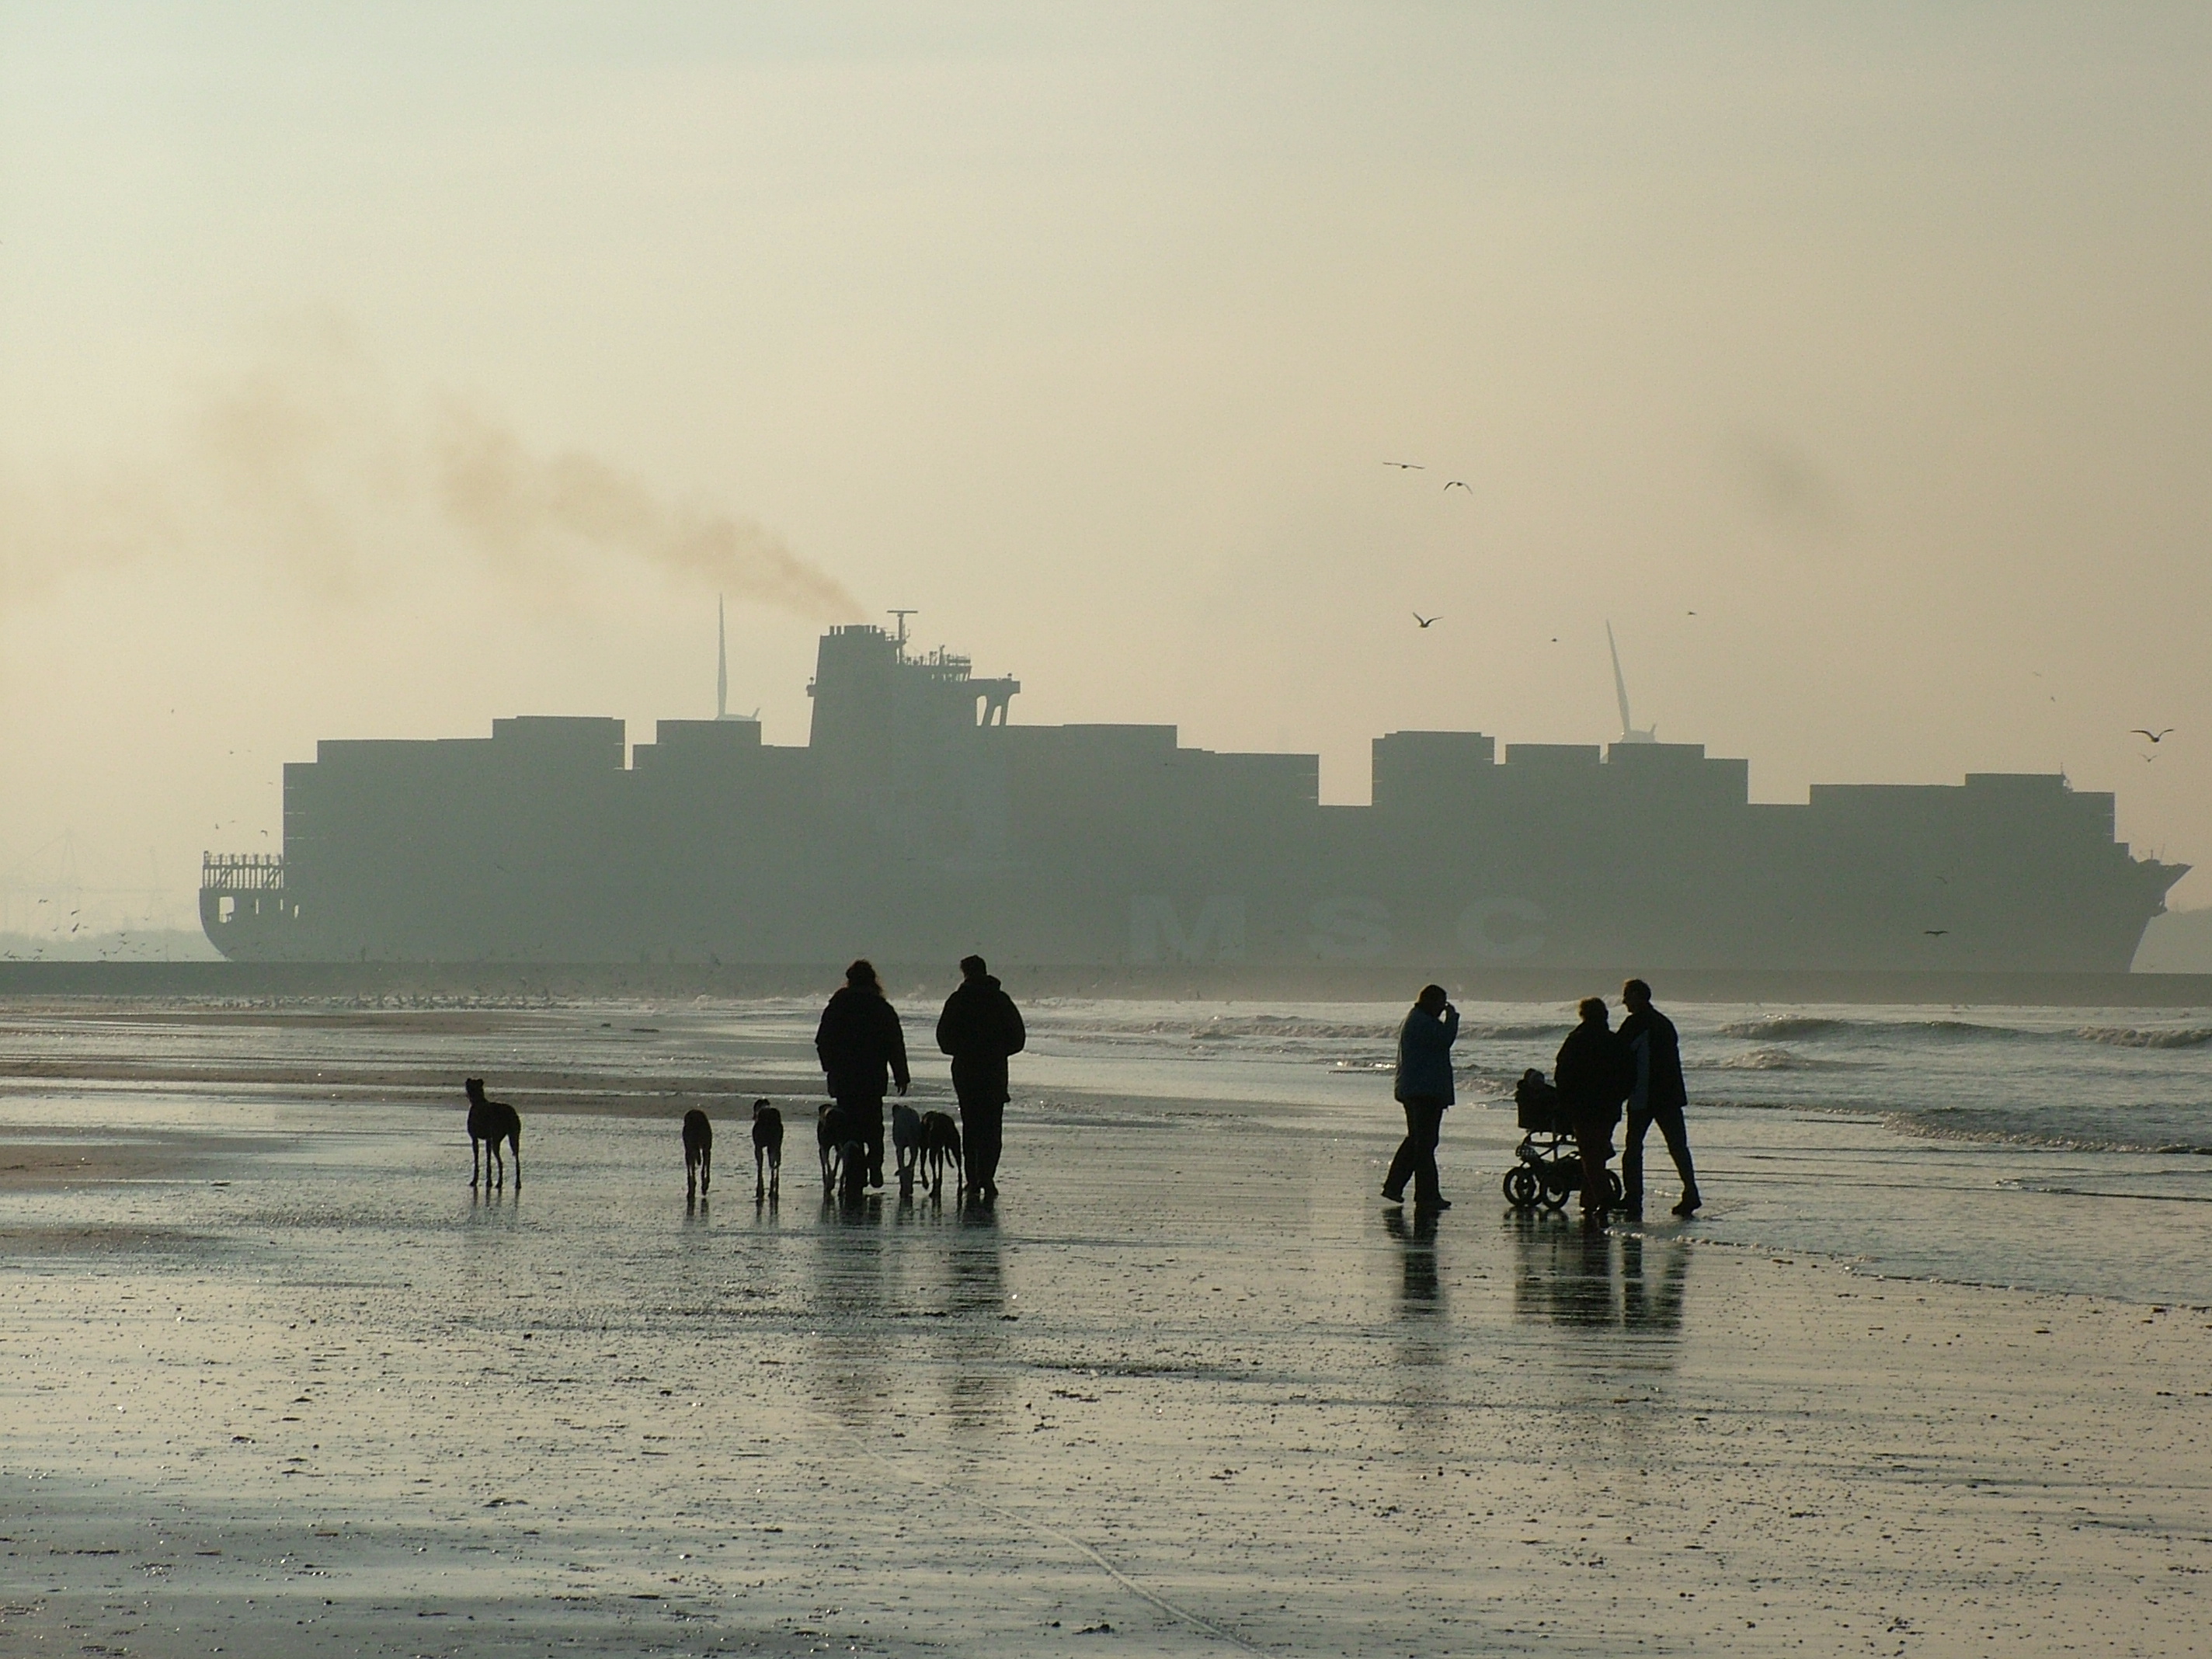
1508, 1212, 1689, 1343
1382, 1198, 1451, 1486
942, 1203, 1011, 1435
1620, 1231, 1689, 1332
1383, 1205, 1444, 1321
809, 1191, 892, 1430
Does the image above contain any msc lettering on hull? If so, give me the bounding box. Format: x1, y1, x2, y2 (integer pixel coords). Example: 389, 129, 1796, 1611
1130, 896, 1247, 963
1306, 896, 1392, 960
1458, 896, 1546, 960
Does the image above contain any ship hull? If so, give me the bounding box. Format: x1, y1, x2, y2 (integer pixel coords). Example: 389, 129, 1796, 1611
203, 628, 2185, 973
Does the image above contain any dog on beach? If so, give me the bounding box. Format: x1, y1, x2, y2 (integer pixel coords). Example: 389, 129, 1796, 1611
816, 1102, 868, 1204
682, 1108, 712, 1202
890, 1102, 924, 1191
752, 1100, 783, 1199
838, 1132, 868, 1204
816, 1103, 847, 1190
464, 1077, 522, 1191
920, 1110, 962, 1200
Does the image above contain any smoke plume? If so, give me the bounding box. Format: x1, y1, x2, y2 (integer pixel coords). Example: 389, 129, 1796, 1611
0, 330, 862, 623
433, 404, 861, 621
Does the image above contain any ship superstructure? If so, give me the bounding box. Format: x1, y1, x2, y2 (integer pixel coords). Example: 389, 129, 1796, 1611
201, 623, 2186, 971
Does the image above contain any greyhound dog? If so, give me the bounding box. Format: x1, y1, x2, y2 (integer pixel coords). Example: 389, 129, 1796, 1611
464, 1077, 522, 1191
920, 1110, 963, 1201
682, 1108, 712, 1202
838, 1131, 868, 1204
890, 1102, 925, 1191
816, 1103, 847, 1191
752, 1100, 783, 1199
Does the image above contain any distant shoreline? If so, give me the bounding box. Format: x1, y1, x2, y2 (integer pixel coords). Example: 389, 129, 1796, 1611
1, 959, 2207, 1007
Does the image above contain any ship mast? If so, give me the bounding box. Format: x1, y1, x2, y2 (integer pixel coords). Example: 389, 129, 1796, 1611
886, 609, 918, 660
715, 594, 730, 720
1607, 621, 1657, 744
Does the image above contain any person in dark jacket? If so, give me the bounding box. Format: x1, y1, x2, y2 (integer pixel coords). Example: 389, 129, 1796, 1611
1618, 978, 1700, 1216
935, 954, 1025, 1203
1383, 983, 1459, 1210
1553, 996, 1633, 1221
815, 959, 909, 1189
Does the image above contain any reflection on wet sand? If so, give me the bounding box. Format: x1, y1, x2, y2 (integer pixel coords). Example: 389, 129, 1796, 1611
1382, 1205, 1443, 1319
1382, 1205, 1449, 1436
1509, 1212, 1689, 1341
943, 1203, 1010, 1433
811, 1190, 893, 1428
463, 1187, 520, 1236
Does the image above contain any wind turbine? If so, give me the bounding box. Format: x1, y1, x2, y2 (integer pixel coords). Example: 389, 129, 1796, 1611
1607, 622, 1657, 745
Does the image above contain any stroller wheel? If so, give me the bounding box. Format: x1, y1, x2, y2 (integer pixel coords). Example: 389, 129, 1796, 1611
1605, 1170, 1626, 1206
1538, 1177, 1569, 1211
1502, 1167, 1540, 1209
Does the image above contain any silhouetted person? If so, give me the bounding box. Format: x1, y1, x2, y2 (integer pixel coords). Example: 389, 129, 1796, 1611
1618, 978, 1701, 1216
1553, 996, 1631, 1222
935, 954, 1024, 1203
1383, 983, 1458, 1210
815, 959, 909, 1189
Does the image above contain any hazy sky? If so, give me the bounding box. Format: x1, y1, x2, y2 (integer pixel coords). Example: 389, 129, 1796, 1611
3, 4, 2208, 926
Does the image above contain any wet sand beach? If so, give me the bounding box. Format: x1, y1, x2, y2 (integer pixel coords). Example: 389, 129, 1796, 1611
3, 1000, 2209, 1656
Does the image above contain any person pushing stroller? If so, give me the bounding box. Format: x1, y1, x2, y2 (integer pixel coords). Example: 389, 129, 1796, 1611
1553, 996, 1634, 1223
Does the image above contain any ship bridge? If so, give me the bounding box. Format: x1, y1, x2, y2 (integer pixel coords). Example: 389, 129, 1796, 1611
200, 852, 299, 953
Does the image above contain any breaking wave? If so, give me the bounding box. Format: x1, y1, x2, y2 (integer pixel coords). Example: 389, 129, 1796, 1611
2075, 1026, 2212, 1050
1886, 1109, 2212, 1156
1719, 1016, 2212, 1050
1713, 1017, 1856, 1041
1704, 1046, 1829, 1072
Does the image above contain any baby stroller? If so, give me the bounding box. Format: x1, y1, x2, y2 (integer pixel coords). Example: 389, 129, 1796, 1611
1503, 1069, 1624, 1212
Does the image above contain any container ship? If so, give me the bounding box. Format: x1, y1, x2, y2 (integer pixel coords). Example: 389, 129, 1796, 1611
202, 620, 2185, 972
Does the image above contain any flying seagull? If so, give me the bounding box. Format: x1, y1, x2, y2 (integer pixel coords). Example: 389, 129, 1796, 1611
1924, 929, 1949, 937
2133, 728, 2174, 743
1413, 613, 1439, 628
1382, 461, 1425, 471
1443, 479, 1473, 493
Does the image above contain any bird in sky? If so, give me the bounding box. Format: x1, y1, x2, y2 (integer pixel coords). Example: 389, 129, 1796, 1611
1924, 929, 1949, 937
1442, 479, 1473, 493
2133, 728, 2174, 743
1382, 461, 1425, 471
1413, 613, 1439, 628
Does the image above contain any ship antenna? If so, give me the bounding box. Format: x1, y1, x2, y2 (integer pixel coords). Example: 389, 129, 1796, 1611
715, 594, 729, 720
887, 609, 918, 657
1607, 621, 1657, 744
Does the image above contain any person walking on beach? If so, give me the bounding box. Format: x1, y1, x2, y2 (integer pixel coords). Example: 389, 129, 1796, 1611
1617, 978, 1701, 1217
936, 954, 1025, 1204
1554, 996, 1632, 1222
1383, 983, 1459, 1211
815, 959, 910, 1190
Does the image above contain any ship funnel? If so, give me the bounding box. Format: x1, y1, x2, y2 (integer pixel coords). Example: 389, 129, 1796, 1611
1607, 621, 1657, 745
